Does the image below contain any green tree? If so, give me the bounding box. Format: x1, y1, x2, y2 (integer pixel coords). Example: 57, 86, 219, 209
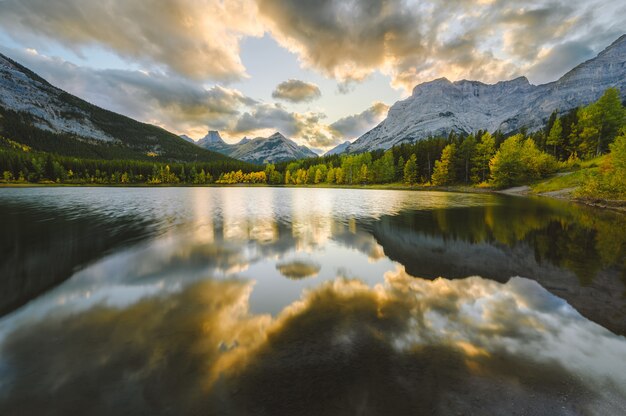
546, 117, 563, 157
596, 87, 625, 152
489, 135, 556, 188
379, 150, 395, 183
432, 144, 456, 186
396, 155, 405, 182
471, 132, 496, 183
457, 135, 476, 183
403, 154, 418, 185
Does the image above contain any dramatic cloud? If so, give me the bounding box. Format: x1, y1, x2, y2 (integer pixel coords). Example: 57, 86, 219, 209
0, 0, 263, 81
526, 40, 594, 84
257, 0, 625, 89
232, 101, 390, 148
330, 102, 389, 139
233, 103, 336, 147
272, 79, 321, 103
6, 48, 257, 138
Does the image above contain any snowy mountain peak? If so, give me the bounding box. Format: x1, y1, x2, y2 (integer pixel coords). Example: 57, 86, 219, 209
347, 35, 626, 154
267, 132, 288, 141
196, 131, 317, 165
199, 130, 224, 144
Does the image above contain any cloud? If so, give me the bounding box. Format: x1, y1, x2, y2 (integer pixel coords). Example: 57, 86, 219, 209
0, 0, 263, 82
4, 48, 257, 138
256, 0, 624, 90
525, 41, 594, 84
330, 102, 389, 139
272, 79, 321, 103
3, 47, 390, 148
232, 101, 390, 148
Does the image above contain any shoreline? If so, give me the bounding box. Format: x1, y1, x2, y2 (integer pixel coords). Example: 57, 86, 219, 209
1, 181, 624, 212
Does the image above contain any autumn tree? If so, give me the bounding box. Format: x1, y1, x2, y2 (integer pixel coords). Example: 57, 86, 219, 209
431, 144, 456, 186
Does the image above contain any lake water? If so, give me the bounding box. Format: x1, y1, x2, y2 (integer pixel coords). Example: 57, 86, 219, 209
0, 187, 625, 415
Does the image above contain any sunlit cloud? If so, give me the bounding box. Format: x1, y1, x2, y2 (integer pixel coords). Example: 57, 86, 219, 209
0, 0, 623, 145
0, 0, 263, 81
272, 79, 321, 103
257, 0, 624, 90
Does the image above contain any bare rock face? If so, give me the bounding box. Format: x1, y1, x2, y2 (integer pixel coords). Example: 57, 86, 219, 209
348, 35, 626, 153
0, 53, 114, 142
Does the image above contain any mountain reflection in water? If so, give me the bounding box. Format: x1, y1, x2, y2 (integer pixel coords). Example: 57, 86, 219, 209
0, 187, 625, 415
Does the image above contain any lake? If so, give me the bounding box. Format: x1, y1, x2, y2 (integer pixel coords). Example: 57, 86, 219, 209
1, 187, 625, 415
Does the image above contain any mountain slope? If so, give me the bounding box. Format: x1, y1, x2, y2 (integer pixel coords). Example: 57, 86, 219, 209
324, 140, 352, 156
0, 53, 232, 163
196, 131, 317, 164
348, 35, 626, 153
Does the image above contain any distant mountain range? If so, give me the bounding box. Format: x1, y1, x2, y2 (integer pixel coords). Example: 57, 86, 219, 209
193, 131, 317, 164
2, 34, 624, 164
0, 53, 236, 163
343, 34, 626, 154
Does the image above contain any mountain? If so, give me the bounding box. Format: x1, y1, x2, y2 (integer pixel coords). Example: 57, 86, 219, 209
179, 134, 194, 143
0, 52, 232, 163
237, 137, 251, 145
347, 35, 626, 153
324, 140, 352, 156
196, 131, 317, 164
197, 130, 225, 146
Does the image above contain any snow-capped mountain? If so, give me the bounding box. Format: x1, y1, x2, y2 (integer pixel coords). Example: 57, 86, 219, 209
347, 35, 626, 153
196, 131, 317, 164
197, 130, 225, 146
0, 52, 231, 162
324, 141, 352, 156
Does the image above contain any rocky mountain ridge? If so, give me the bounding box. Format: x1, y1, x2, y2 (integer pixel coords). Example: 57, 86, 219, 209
346, 35, 626, 154
195, 131, 317, 164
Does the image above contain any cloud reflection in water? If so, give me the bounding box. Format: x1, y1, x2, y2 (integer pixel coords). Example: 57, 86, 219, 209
1, 264, 626, 415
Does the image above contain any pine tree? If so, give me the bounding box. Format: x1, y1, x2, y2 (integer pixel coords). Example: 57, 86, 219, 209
546, 117, 563, 158
396, 155, 405, 182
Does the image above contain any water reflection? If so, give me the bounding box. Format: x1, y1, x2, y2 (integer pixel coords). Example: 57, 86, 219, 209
1, 270, 625, 415
0, 187, 625, 414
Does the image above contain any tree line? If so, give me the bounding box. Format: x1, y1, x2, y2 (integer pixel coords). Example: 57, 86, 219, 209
0, 137, 257, 185
1, 88, 624, 196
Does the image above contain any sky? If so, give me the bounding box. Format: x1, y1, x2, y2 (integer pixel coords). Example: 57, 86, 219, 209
0, 0, 624, 151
